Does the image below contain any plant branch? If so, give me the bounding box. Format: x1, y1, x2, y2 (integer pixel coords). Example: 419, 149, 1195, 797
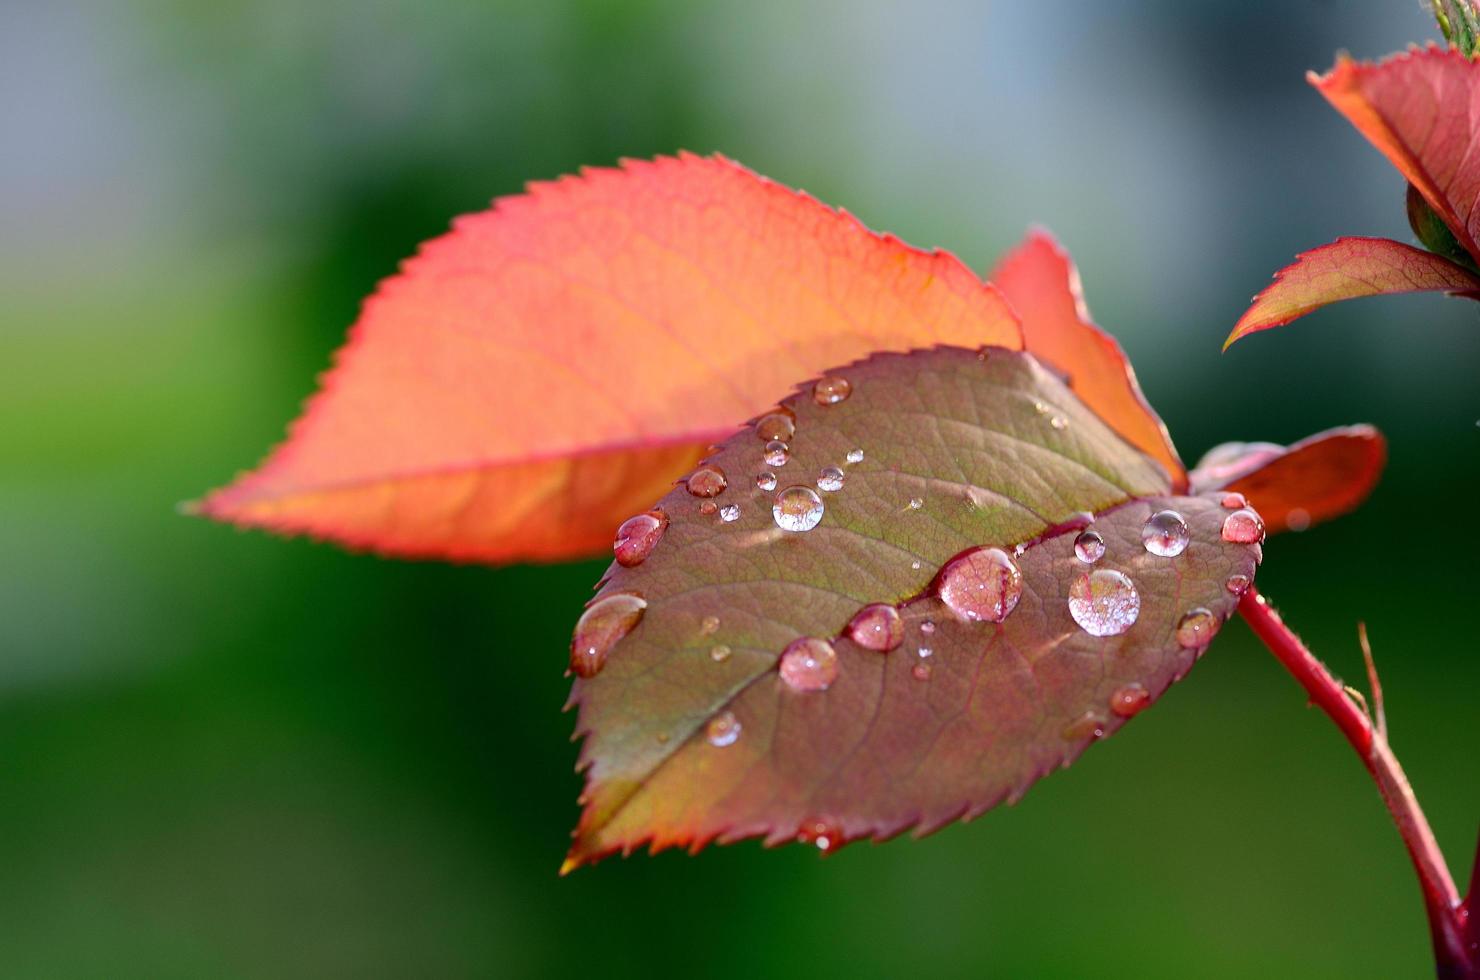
1238, 587, 1474, 979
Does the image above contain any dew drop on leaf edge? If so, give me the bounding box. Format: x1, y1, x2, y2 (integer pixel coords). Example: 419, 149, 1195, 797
1175, 607, 1219, 649
813, 375, 852, 406
1109, 683, 1151, 718
570, 593, 647, 678
755, 410, 795, 443
686, 464, 728, 498
1222, 507, 1266, 544
613, 510, 667, 567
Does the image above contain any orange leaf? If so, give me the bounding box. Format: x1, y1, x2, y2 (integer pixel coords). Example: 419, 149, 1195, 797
1189, 426, 1386, 534
198, 154, 1022, 563
991, 230, 1186, 490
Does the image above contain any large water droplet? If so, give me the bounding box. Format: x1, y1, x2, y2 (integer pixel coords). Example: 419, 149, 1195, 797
763, 440, 790, 467
817, 466, 845, 492
570, 593, 647, 678
613, 510, 667, 567
938, 547, 1023, 623
846, 448, 864, 464
706, 711, 741, 747
779, 636, 839, 692
1068, 569, 1140, 636
1225, 573, 1251, 596
1109, 683, 1150, 718
1141, 510, 1189, 557
1175, 607, 1219, 649
813, 375, 852, 405
687, 465, 728, 497
719, 504, 740, 523
847, 604, 903, 652
756, 471, 777, 491
1073, 529, 1105, 564
755, 410, 795, 442
1220, 491, 1247, 510
773, 486, 825, 532
1221, 507, 1265, 544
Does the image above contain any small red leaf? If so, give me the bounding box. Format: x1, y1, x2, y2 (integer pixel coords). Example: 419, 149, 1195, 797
1225, 236, 1480, 348
1189, 426, 1386, 534
992, 230, 1187, 490
199, 154, 1022, 563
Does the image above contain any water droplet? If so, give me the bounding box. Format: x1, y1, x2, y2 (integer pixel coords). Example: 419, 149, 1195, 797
817, 466, 845, 492
1109, 683, 1151, 718
920, 620, 936, 635
1221, 507, 1265, 544
709, 644, 732, 663
917, 646, 933, 658
1175, 607, 1219, 649
1220, 491, 1247, 510
847, 604, 904, 652
706, 711, 741, 747
698, 500, 718, 516
1033, 400, 1049, 415
1012, 542, 1027, 557
755, 410, 795, 442
1225, 574, 1251, 596
1141, 509, 1190, 557
613, 510, 667, 567
907, 496, 923, 510
846, 448, 864, 464
912, 662, 932, 681
1068, 569, 1141, 636
1073, 529, 1105, 564
910, 560, 922, 570
719, 504, 740, 523
570, 593, 647, 678
763, 440, 790, 467
1049, 415, 1068, 430
687, 465, 728, 497
813, 375, 852, 405
797, 818, 843, 853
938, 547, 1023, 623
700, 615, 721, 635
1285, 507, 1311, 532
1061, 711, 1107, 741
779, 637, 839, 692
756, 471, 777, 491
773, 485, 825, 532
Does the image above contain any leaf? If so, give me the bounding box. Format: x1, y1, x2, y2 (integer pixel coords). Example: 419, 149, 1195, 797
1313, 47, 1480, 261
1189, 426, 1386, 534
1224, 236, 1480, 348
991, 229, 1187, 489
565, 345, 1262, 869
197, 153, 1022, 563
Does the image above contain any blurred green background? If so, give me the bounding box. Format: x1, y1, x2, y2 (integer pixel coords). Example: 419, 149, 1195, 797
4, 1, 1478, 976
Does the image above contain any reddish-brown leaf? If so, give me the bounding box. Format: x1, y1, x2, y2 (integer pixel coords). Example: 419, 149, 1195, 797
1225, 236, 1480, 347
991, 229, 1187, 489
197, 154, 1022, 563
565, 346, 1263, 870
1189, 426, 1386, 534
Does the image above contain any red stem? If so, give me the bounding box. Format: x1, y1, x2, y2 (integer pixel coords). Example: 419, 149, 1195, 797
1239, 587, 1475, 978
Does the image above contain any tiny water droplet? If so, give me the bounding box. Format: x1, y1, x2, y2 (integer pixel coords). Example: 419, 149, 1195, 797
817, 466, 845, 492
1061, 711, 1107, 741
700, 615, 720, 635
719, 504, 741, 523
1073, 529, 1105, 564
773, 485, 825, 532
756, 471, 778, 491
755, 410, 795, 442
1049, 415, 1068, 430
779, 636, 839, 692
687, 464, 728, 497
813, 375, 852, 405
797, 818, 843, 853
1033, 401, 1049, 415
1068, 569, 1140, 637
1221, 507, 1265, 544
847, 603, 904, 652
912, 661, 932, 681
1175, 607, 1219, 649
907, 496, 924, 510
570, 593, 647, 678
1225, 574, 1251, 596
917, 646, 933, 659
1109, 683, 1151, 718
710, 644, 732, 663
698, 500, 718, 516
613, 510, 667, 567
1141, 510, 1189, 557
763, 440, 790, 467
910, 560, 922, 570
920, 620, 936, 635
706, 711, 741, 747
1220, 491, 1247, 510
656, 732, 670, 743
938, 547, 1023, 623
846, 448, 864, 464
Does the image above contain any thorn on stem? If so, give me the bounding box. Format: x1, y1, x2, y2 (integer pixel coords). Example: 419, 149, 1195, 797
1358, 623, 1388, 741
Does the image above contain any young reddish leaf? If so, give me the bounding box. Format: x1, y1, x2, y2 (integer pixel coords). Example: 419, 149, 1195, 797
198, 154, 1022, 563
1189, 426, 1386, 534
1314, 47, 1480, 260
565, 346, 1263, 870
991, 230, 1187, 490
1224, 236, 1480, 348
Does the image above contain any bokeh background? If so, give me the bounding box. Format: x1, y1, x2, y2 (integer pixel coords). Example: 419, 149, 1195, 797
5, 1, 1478, 976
